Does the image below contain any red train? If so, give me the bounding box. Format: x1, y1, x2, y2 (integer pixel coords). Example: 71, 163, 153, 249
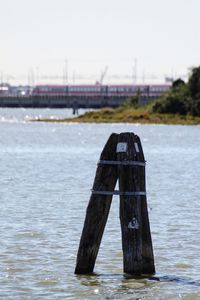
32, 83, 171, 99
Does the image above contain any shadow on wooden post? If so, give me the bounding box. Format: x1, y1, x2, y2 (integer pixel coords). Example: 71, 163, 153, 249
75, 132, 155, 275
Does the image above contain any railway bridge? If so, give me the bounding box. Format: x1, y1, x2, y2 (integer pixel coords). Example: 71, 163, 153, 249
0, 95, 152, 109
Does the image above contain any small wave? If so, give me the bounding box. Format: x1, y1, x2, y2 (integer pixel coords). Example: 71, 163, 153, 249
79, 273, 200, 287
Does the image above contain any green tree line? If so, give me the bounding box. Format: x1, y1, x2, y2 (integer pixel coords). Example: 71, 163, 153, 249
152, 66, 200, 116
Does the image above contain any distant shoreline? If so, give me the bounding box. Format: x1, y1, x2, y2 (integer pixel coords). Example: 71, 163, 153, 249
32, 107, 200, 125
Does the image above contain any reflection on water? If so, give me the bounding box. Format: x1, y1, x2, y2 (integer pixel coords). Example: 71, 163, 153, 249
75, 273, 200, 299
0, 108, 200, 299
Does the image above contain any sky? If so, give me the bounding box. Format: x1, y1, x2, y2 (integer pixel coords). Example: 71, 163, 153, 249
0, 0, 200, 85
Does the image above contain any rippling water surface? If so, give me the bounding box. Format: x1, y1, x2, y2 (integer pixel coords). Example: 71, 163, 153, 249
0, 108, 200, 299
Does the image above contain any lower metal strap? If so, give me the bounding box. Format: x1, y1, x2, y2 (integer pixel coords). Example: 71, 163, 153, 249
98, 160, 145, 167
91, 190, 146, 196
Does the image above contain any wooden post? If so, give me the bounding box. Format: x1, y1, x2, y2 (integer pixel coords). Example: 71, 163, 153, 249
75, 133, 118, 274
75, 132, 155, 275
117, 132, 155, 275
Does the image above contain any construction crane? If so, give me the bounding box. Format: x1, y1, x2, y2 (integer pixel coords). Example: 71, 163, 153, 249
98, 66, 108, 85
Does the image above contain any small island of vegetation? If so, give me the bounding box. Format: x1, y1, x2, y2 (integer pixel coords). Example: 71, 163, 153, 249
36, 66, 200, 125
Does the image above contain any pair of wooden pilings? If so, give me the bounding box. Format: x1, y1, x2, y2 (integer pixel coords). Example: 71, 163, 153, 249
75, 132, 155, 275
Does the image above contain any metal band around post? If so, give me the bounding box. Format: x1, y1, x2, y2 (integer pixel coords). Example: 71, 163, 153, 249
98, 160, 146, 167
91, 190, 146, 196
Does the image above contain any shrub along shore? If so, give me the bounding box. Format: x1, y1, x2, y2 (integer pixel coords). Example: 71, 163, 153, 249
34, 106, 200, 125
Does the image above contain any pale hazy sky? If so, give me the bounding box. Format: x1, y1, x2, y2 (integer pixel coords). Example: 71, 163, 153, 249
0, 0, 200, 84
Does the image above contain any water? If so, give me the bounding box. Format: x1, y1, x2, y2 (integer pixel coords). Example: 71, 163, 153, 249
0, 108, 200, 299
0, 107, 92, 122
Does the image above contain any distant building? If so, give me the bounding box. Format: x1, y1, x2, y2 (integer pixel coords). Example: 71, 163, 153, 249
0, 83, 9, 95
0, 84, 33, 96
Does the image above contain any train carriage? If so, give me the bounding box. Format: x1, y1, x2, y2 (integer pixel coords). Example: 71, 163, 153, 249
32, 83, 171, 99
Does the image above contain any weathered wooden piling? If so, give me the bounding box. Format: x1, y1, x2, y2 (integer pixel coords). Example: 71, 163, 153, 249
75, 133, 118, 274
117, 132, 155, 275
75, 132, 155, 275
